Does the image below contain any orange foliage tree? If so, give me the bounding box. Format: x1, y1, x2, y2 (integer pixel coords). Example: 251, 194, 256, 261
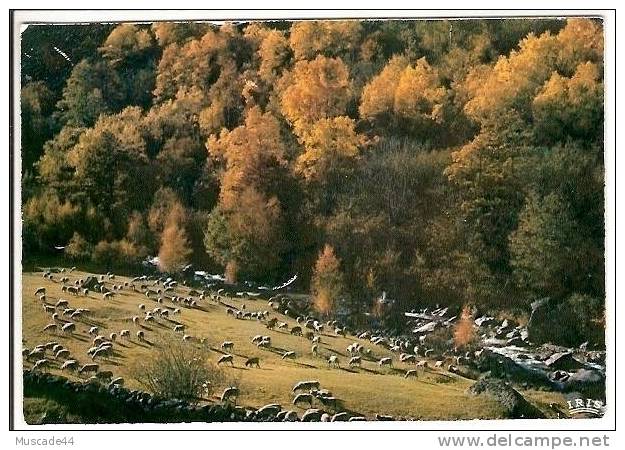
311, 244, 346, 316
453, 305, 477, 349
157, 202, 192, 273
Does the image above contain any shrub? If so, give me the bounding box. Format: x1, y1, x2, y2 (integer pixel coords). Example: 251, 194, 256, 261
65, 232, 92, 261
130, 339, 224, 403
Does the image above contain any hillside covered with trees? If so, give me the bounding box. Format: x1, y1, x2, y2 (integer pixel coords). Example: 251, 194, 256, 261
21, 18, 604, 333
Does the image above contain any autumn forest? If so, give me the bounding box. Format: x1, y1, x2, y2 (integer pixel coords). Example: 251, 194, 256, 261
20, 18, 605, 337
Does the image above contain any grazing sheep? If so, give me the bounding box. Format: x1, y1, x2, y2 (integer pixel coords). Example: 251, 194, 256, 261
43, 304, 55, 314
400, 353, 416, 363
292, 393, 314, 408
245, 357, 260, 368
292, 380, 320, 392
290, 326, 302, 336
331, 412, 350, 422
327, 355, 340, 368
256, 404, 282, 419
61, 360, 78, 371
221, 341, 235, 351
217, 354, 234, 366
78, 363, 99, 375
109, 377, 124, 387
173, 325, 185, 333
109, 333, 117, 342
349, 356, 362, 367
312, 336, 321, 344
28, 348, 45, 360
335, 327, 345, 336
88, 326, 99, 335
376, 414, 394, 421
405, 369, 418, 379
317, 396, 341, 410
282, 351, 296, 360
416, 360, 429, 369
301, 409, 323, 422
42, 323, 57, 333
138, 304, 146, 310
120, 329, 130, 338
136, 330, 145, 341
257, 338, 271, 348
35, 287, 46, 296
55, 299, 69, 308
251, 335, 263, 344
51, 313, 59, 322
311, 344, 319, 356
221, 386, 239, 403
182, 334, 193, 341
448, 364, 459, 374
52, 344, 63, 353
435, 360, 444, 368
33, 359, 50, 371
55, 349, 70, 359
92, 347, 111, 360
378, 357, 393, 368
61, 322, 76, 335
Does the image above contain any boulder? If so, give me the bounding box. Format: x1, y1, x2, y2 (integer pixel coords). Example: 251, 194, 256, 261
468, 378, 545, 418
544, 352, 587, 371
475, 316, 495, 327
506, 337, 528, 347
563, 369, 605, 400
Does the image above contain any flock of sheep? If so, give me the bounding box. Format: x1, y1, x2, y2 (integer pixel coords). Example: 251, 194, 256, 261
23, 267, 474, 421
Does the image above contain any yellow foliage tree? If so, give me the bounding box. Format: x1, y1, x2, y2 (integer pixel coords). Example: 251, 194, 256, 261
289, 20, 362, 61
206, 106, 286, 209
359, 55, 409, 120
280, 55, 352, 135
295, 116, 366, 182
532, 61, 603, 142
394, 58, 447, 123
359, 56, 446, 130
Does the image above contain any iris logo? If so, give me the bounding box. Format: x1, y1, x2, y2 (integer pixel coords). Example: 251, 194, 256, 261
567, 398, 605, 417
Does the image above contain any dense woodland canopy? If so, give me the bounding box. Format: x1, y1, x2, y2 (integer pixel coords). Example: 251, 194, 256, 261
21, 18, 604, 327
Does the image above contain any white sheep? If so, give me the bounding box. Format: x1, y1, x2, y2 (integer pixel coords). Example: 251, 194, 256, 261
378, 357, 393, 368
327, 355, 340, 368
221, 341, 234, 351
349, 356, 362, 367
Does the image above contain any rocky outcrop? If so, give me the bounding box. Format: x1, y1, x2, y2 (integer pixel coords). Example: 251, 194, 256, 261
468, 378, 545, 419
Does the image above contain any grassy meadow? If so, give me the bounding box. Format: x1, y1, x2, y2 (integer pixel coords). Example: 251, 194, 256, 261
21, 267, 565, 422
